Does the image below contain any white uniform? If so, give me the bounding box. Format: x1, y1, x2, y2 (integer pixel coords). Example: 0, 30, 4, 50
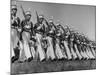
70, 39, 78, 59
86, 47, 95, 59
74, 44, 83, 60
80, 46, 89, 59
55, 38, 66, 59
46, 36, 56, 60
35, 33, 45, 61
30, 47, 36, 59
11, 29, 19, 57
63, 41, 72, 60
90, 47, 96, 58
22, 31, 32, 59
18, 41, 26, 61
30, 40, 36, 59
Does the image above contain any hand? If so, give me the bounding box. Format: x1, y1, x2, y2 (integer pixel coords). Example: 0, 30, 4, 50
37, 24, 43, 30
18, 28, 21, 32
11, 19, 14, 24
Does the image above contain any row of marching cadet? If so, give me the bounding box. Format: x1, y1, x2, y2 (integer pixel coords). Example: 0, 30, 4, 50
11, 4, 96, 63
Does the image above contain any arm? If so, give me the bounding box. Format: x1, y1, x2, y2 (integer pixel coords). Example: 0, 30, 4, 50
37, 24, 43, 30
17, 17, 21, 28
31, 22, 35, 36
17, 17, 22, 32
21, 20, 24, 31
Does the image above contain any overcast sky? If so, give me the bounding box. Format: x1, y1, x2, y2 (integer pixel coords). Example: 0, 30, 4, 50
12, 0, 96, 41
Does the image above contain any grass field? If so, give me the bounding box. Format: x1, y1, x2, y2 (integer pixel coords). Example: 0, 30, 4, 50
11, 59, 96, 75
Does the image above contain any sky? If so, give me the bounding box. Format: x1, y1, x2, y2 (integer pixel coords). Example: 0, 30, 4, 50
11, 0, 96, 41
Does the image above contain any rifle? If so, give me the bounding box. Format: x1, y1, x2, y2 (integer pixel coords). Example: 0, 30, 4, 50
20, 5, 26, 18
66, 26, 71, 34
36, 11, 39, 23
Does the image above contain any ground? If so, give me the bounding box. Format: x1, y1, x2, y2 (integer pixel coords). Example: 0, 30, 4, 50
11, 59, 96, 75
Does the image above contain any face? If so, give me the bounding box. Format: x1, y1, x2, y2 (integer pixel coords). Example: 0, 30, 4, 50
49, 22, 52, 25
49, 22, 53, 27
39, 18, 44, 23
25, 15, 31, 21
11, 8, 17, 16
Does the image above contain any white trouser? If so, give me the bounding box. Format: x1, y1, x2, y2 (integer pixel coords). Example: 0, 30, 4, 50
64, 41, 72, 60
74, 44, 82, 60
22, 31, 32, 59
46, 36, 56, 60
35, 33, 45, 61
55, 39, 66, 59
11, 29, 19, 57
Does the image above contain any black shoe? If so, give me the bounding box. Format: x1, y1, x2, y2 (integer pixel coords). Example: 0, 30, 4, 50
27, 58, 32, 62
11, 56, 15, 63
41, 59, 46, 62
68, 58, 72, 61
24, 60, 27, 62
52, 58, 57, 61
11, 56, 19, 63
76, 58, 79, 60
30, 57, 33, 60
84, 58, 87, 60
18, 61, 24, 63
81, 58, 84, 60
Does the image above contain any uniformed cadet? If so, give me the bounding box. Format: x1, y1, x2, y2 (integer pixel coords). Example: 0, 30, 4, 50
63, 26, 72, 60
55, 23, 67, 60
45, 19, 56, 60
11, 4, 21, 63
34, 14, 46, 61
21, 11, 33, 62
